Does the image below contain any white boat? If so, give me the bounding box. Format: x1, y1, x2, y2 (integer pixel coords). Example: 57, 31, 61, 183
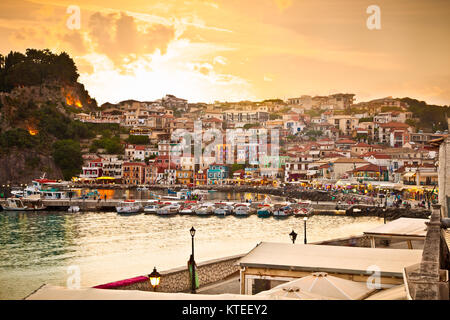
137, 186, 149, 191
1, 197, 46, 211
116, 200, 143, 215
156, 203, 180, 215
273, 204, 293, 217
214, 203, 233, 216
144, 202, 159, 214
234, 203, 250, 216
179, 202, 197, 215
195, 203, 215, 215
68, 206, 80, 213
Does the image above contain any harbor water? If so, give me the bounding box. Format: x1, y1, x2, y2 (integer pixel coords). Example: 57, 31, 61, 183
0, 191, 384, 299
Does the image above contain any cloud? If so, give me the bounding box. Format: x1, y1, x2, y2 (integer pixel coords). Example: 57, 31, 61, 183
213, 56, 227, 65
60, 31, 87, 55
87, 11, 175, 67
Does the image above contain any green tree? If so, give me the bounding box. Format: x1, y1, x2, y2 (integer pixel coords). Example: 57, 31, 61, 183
127, 135, 150, 145
52, 139, 83, 180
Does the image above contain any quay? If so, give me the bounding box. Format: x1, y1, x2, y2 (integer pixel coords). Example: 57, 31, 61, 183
0, 197, 431, 219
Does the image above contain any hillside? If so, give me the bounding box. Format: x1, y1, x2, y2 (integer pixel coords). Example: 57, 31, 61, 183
0, 49, 102, 183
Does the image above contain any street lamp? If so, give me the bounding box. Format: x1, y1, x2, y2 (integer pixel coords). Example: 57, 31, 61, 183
303, 217, 308, 244
190, 226, 196, 294
148, 267, 161, 291
289, 230, 297, 244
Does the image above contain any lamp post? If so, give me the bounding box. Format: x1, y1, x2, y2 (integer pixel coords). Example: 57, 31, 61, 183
303, 217, 308, 244
289, 230, 297, 244
148, 267, 161, 291
190, 226, 196, 294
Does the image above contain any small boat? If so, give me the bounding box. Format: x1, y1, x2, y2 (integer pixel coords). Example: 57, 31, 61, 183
214, 203, 233, 216
195, 203, 215, 215
167, 189, 177, 195
180, 204, 195, 215
257, 204, 273, 218
137, 186, 149, 191
1, 197, 46, 211
156, 203, 180, 215
234, 203, 250, 216
68, 206, 80, 213
273, 203, 293, 217
293, 200, 314, 216
144, 204, 159, 214
116, 200, 142, 215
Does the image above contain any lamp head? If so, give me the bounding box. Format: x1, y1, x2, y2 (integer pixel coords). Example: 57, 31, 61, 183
148, 267, 161, 288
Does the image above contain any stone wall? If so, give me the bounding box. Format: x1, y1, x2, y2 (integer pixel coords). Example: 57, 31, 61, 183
439, 136, 450, 218
93, 254, 244, 293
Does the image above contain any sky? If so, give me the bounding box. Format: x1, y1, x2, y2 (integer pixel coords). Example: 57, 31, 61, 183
1, 0, 449, 106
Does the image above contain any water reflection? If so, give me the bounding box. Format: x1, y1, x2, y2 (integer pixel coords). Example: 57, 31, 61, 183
0, 192, 384, 300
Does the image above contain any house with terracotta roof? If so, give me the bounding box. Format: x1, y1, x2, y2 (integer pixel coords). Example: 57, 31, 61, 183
351, 142, 372, 155
378, 122, 413, 146
331, 158, 370, 179
348, 163, 389, 181
335, 139, 357, 150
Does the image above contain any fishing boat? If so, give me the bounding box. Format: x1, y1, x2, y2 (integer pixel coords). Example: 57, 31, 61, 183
1, 197, 46, 211
257, 204, 273, 218
156, 203, 180, 215
195, 203, 215, 215
68, 206, 80, 213
116, 200, 143, 215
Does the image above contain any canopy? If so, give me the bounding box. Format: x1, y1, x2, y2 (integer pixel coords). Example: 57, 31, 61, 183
403, 172, 416, 178
256, 285, 334, 300
270, 272, 377, 300
365, 285, 407, 300
25, 285, 293, 300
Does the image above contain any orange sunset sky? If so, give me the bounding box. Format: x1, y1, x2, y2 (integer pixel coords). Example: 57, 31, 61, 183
1, 0, 449, 105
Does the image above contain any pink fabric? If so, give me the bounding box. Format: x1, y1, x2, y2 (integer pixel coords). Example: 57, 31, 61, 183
93, 276, 148, 289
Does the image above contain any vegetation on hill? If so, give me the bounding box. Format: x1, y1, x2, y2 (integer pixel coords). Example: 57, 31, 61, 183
0, 49, 78, 92
401, 98, 449, 131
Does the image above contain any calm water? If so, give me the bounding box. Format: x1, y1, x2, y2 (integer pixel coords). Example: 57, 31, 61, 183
0, 191, 384, 300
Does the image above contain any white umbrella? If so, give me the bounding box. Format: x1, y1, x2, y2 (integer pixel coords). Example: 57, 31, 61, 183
271, 272, 377, 300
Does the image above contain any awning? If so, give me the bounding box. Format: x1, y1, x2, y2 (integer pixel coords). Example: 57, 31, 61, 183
403, 172, 416, 178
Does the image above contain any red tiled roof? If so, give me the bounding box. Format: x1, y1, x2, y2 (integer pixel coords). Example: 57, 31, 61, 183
353, 142, 371, 148
350, 164, 387, 172
379, 121, 410, 128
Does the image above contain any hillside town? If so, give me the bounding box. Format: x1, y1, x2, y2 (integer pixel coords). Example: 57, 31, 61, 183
71, 94, 444, 204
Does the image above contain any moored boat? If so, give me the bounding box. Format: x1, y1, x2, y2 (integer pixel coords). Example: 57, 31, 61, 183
195, 203, 215, 215
257, 204, 273, 218
156, 203, 180, 215
116, 200, 143, 215
234, 203, 250, 216
1, 197, 46, 211
214, 203, 233, 216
